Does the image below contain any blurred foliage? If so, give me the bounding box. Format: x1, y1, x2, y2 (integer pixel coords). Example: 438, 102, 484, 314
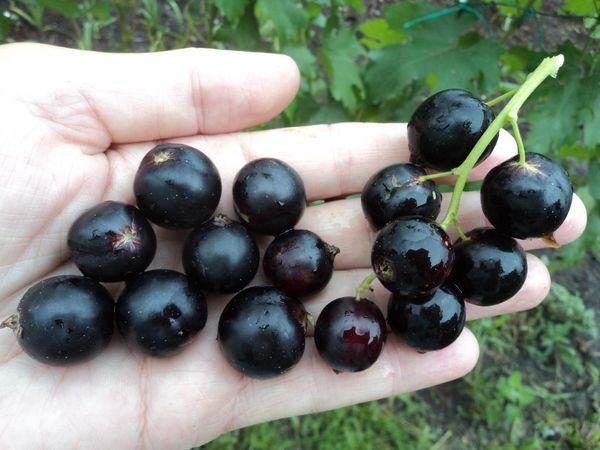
1, 0, 597, 264
1, 1, 599, 448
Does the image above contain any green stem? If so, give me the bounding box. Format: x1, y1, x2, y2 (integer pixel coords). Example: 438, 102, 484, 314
509, 116, 527, 165
355, 272, 377, 300
418, 170, 454, 182
440, 55, 564, 231
485, 86, 519, 107
454, 220, 469, 241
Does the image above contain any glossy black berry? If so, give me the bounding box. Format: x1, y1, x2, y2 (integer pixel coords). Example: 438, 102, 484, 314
134, 143, 222, 229
451, 228, 527, 306
4, 275, 114, 366
116, 270, 207, 357
183, 214, 259, 294
68, 201, 157, 282
371, 217, 454, 296
387, 283, 465, 352
315, 297, 387, 373
408, 89, 498, 171
233, 158, 306, 235
361, 163, 442, 230
218, 286, 307, 379
481, 152, 573, 239
263, 229, 339, 297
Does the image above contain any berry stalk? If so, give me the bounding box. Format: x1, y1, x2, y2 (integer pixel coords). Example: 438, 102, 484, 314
439, 54, 564, 231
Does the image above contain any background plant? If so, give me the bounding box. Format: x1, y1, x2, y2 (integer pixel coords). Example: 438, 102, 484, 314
1, 1, 598, 449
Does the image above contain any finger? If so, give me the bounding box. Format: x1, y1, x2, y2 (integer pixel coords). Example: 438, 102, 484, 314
297, 253, 550, 322
226, 329, 479, 433
105, 124, 516, 218
167, 125, 517, 201
299, 192, 587, 270
0, 43, 299, 145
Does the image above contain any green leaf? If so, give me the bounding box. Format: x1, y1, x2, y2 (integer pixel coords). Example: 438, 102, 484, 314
562, 0, 596, 15
384, 2, 435, 29
40, 0, 81, 18
307, 102, 352, 124
255, 0, 309, 44
214, 6, 261, 50
359, 18, 405, 49
211, 0, 247, 24
89, 0, 111, 20
335, 0, 365, 13
283, 44, 317, 80
365, 15, 502, 103
524, 43, 600, 152
321, 27, 365, 111
501, 45, 539, 73
0, 12, 15, 40
497, 0, 541, 17
557, 143, 597, 160
589, 159, 600, 200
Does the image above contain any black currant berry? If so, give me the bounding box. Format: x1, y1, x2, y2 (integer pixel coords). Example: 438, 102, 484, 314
116, 270, 207, 357
361, 163, 442, 230
408, 89, 498, 171
371, 217, 454, 296
68, 201, 156, 282
233, 158, 306, 235
481, 152, 573, 239
1, 275, 114, 366
451, 228, 527, 306
387, 283, 465, 352
263, 229, 339, 297
218, 286, 307, 379
314, 297, 387, 373
134, 143, 222, 229
182, 214, 259, 294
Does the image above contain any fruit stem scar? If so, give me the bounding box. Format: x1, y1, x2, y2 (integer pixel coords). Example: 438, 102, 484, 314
439, 54, 565, 234
325, 243, 340, 261
508, 116, 527, 166
418, 170, 454, 182
0, 313, 18, 331
484, 86, 519, 107
355, 272, 377, 301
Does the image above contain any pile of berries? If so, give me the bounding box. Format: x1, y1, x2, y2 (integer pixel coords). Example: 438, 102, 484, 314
1, 82, 573, 379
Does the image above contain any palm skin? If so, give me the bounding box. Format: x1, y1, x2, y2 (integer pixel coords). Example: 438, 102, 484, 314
0, 44, 587, 449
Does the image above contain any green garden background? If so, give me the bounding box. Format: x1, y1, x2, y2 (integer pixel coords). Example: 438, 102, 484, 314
1, 0, 598, 448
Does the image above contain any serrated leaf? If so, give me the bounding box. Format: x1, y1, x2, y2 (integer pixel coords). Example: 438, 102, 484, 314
40, 0, 80, 18
255, 0, 308, 43
321, 27, 365, 111
524, 43, 600, 152
212, 0, 246, 24
365, 15, 502, 103
283, 44, 317, 80
562, 0, 596, 15
359, 18, 405, 49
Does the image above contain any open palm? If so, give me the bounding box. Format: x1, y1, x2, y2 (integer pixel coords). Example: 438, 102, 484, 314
0, 44, 587, 449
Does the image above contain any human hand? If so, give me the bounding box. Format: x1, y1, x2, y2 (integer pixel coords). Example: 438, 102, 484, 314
0, 44, 587, 449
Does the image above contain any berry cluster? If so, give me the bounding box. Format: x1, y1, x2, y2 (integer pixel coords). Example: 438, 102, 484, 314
0, 55, 572, 380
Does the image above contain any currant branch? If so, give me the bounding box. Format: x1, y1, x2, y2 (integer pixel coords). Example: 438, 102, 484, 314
439, 54, 564, 232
